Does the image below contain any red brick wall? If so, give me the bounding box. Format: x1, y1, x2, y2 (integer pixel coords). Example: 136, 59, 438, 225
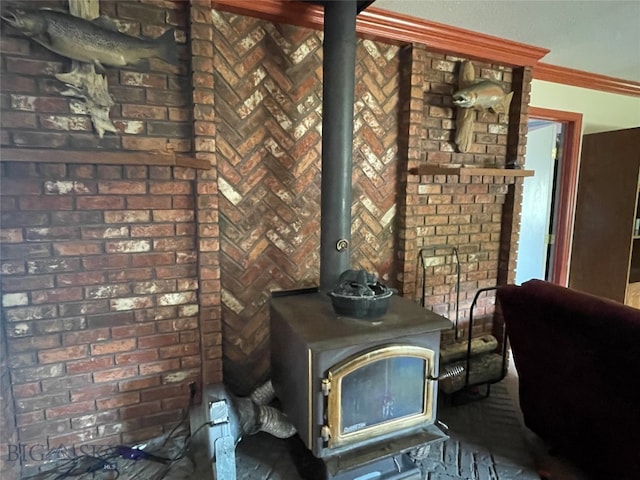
0, 317, 20, 480
397, 45, 529, 344
0, 1, 218, 475
211, 12, 401, 393
1, 0, 191, 152
190, 2, 223, 388
0, 163, 200, 471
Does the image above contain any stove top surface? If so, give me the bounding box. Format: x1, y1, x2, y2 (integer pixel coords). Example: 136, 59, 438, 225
270, 290, 452, 350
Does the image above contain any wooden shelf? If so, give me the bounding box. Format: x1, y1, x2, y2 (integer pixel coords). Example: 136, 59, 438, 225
0, 148, 212, 170
409, 166, 534, 177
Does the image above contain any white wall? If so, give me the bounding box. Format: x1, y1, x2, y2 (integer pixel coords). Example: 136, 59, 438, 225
530, 80, 640, 134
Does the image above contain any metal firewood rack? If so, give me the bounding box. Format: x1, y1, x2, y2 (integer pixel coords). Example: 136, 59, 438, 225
419, 248, 509, 403
455, 286, 509, 403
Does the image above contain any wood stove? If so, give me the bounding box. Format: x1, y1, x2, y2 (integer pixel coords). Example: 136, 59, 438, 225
269, 2, 452, 478
271, 289, 451, 478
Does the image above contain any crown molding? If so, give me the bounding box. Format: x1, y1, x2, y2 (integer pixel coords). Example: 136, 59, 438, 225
211, 0, 548, 67
354, 8, 549, 68
533, 63, 640, 97
210, 0, 639, 97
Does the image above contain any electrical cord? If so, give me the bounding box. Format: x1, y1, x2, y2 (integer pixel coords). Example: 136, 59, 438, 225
162, 381, 197, 447
50, 452, 120, 480
99, 382, 197, 469
113, 445, 171, 464
157, 420, 214, 479
41, 385, 199, 480
169, 420, 213, 463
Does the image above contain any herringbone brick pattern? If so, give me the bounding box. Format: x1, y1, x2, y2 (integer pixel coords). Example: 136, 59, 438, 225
212, 11, 400, 393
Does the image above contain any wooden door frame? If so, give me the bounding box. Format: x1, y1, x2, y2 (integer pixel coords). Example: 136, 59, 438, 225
527, 107, 583, 286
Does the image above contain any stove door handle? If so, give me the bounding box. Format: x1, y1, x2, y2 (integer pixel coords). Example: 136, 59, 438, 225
428, 364, 464, 381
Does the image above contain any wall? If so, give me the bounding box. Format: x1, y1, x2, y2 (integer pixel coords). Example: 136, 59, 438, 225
0, 1, 222, 476
211, 12, 400, 393
1, 162, 200, 455
0, 317, 19, 479
0, 0, 530, 476
531, 80, 640, 134
209, 13, 528, 394
397, 46, 529, 343
0, 1, 192, 151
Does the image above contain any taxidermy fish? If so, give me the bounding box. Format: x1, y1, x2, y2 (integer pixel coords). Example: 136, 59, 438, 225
452, 79, 514, 113
0, 8, 178, 73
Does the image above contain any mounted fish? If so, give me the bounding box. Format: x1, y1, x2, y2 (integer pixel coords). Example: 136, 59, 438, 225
452, 79, 514, 114
0, 7, 178, 73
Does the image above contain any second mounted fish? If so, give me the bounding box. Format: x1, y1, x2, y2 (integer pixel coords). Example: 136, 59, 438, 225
452, 79, 514, 114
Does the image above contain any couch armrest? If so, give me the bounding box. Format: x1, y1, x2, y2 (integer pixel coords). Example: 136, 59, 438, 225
496, 279, 640, 478
498, 279, 640, 357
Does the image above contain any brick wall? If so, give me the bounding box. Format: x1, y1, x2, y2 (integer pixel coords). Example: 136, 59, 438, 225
190, 2, 223, 388
1, 0, 191, 152
397, 45, 530, 345
211, 12, 401, 393
0, 2, 529, 474
0, 315, 20, 479
0, 1, 218, 475
206, 14, 528, 392
0, 163, 201, 472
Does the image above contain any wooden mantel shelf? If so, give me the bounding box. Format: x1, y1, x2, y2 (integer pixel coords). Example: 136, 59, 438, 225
409, 166, 534, 177
0, 148, 212, 170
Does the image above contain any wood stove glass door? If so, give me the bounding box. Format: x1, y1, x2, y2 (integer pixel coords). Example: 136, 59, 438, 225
324, 345, 435, 448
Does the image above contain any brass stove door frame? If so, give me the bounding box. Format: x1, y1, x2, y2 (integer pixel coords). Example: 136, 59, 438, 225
324, 344, 435, 449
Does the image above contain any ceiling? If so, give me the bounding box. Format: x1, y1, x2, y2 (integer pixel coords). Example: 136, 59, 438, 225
375, 0, 640, 84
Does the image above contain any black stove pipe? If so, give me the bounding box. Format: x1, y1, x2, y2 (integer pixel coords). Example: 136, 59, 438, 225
319, 0, 358, 292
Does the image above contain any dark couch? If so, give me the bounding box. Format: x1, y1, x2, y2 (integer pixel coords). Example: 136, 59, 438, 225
497, 279, 640, 479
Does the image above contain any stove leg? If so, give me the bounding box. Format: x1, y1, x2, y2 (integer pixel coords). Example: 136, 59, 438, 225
408, 444, 431, 462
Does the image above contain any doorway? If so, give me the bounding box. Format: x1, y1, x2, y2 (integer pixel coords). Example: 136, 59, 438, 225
516, 121, 560, 284
515, 107, 583, 286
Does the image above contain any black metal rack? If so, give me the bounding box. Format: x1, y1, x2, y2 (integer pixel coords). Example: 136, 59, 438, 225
454, 286, 509, 403
419, 248, 509, 403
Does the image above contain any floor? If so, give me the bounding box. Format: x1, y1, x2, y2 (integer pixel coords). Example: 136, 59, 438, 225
222, 366, 587, 480
193, 378, 548, 480
424, 382, 539, 479
21, 369, 587, 480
